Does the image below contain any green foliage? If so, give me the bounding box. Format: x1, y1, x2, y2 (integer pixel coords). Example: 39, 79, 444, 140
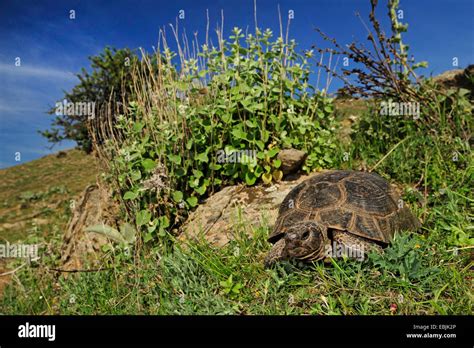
369, 233, 437, 282
4, 2, 471, 317
18, 186, 68, 203
220, 275, 244, 299
347, 85, 472, 191
429, 189, 474, 248
2, 206, 472, 315
102, 27, 338, 243
85, 223, 136, 245
41, 47, 143, 152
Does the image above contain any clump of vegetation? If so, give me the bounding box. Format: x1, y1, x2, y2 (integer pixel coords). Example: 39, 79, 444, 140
320, 0, 473, 252
41, 47, 146, 152
317, 0, 472, 158
2, 211, 472, 315
316, 0, 428, 100
94, 23, 338, 244
18, 186, 68, 204
1, 0, 472, 315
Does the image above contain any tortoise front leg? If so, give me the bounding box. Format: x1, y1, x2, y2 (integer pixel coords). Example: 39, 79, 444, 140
330, 230, 382, 261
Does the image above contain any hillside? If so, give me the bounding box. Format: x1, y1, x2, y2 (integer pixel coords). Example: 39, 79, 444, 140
0, 149, 99, 243
0, 149, 99, 298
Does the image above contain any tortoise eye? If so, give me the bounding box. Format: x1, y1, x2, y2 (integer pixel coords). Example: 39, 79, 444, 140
302, 231, 310, 239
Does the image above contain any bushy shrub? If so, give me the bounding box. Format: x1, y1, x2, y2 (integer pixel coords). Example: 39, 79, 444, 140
97, 27, 338, 243
349, 86, 472, 191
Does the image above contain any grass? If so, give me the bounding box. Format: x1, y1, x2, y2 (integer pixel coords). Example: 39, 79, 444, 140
2, 0, 472, 315
0, 101, 472, 315
1, 205, 472, 315
0, 149, 98, 302
0, 149, 98, 242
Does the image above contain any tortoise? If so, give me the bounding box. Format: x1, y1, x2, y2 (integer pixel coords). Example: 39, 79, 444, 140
264, 170, 420, 266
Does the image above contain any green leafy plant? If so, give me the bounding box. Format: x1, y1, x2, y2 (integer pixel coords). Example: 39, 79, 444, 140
220, 275, 244, 299
41, 47, 145, 152
94, 24, 338, 243
86, 222, 136, 245
369, 233, 438, 282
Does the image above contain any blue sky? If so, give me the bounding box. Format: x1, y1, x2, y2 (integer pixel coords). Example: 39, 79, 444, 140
0, 0, 473, 168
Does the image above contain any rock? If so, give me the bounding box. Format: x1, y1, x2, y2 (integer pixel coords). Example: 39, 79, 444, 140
432, 65, 473, 93
179, 172, 321, 246
60, 183, 119, 272
277, 148, 307, 175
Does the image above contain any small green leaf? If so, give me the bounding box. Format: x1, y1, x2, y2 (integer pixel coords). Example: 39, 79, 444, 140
175, 168, 187, 177
186, 196, 198, 207
221, 113, 232, 124
231, 128, 248, 140
195, 185, 207, 195
192, 169, 203, 178
255, 140, 265, 151
172, 191, 184, 202
147, 224, 157, 233
324, 105, 333, 113
196, 152, 209, 163
186, 139, 194, 150
133, 121, 144, 133
272, 170, 283, 181
130, 170, 142, 181
159, 215, 170, 229
267, 148, 279, 158
245, 119, 257, 128
220, 275, 233, 288
136, 210, 151, 226
142, 159, 156, 172
245, 171, 257, 185
123, 191, 138, 200
168, 154, 182, 165
144, 232, 153, 243
209, 162, 222, 170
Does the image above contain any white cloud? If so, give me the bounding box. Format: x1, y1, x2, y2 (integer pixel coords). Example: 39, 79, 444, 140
0, 104, 43, 113
0, 63, 77, 81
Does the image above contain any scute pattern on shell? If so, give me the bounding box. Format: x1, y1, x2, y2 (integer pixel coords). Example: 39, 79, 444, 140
269, 170, 420, 244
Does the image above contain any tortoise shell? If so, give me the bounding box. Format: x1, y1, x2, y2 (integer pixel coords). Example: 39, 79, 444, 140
269, 170, 420, 244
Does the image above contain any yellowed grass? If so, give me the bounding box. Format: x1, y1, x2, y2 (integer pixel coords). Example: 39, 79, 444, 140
0, 149, 99, 242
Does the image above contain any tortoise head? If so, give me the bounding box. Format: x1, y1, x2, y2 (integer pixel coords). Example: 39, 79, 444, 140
264, 221, 328, 267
